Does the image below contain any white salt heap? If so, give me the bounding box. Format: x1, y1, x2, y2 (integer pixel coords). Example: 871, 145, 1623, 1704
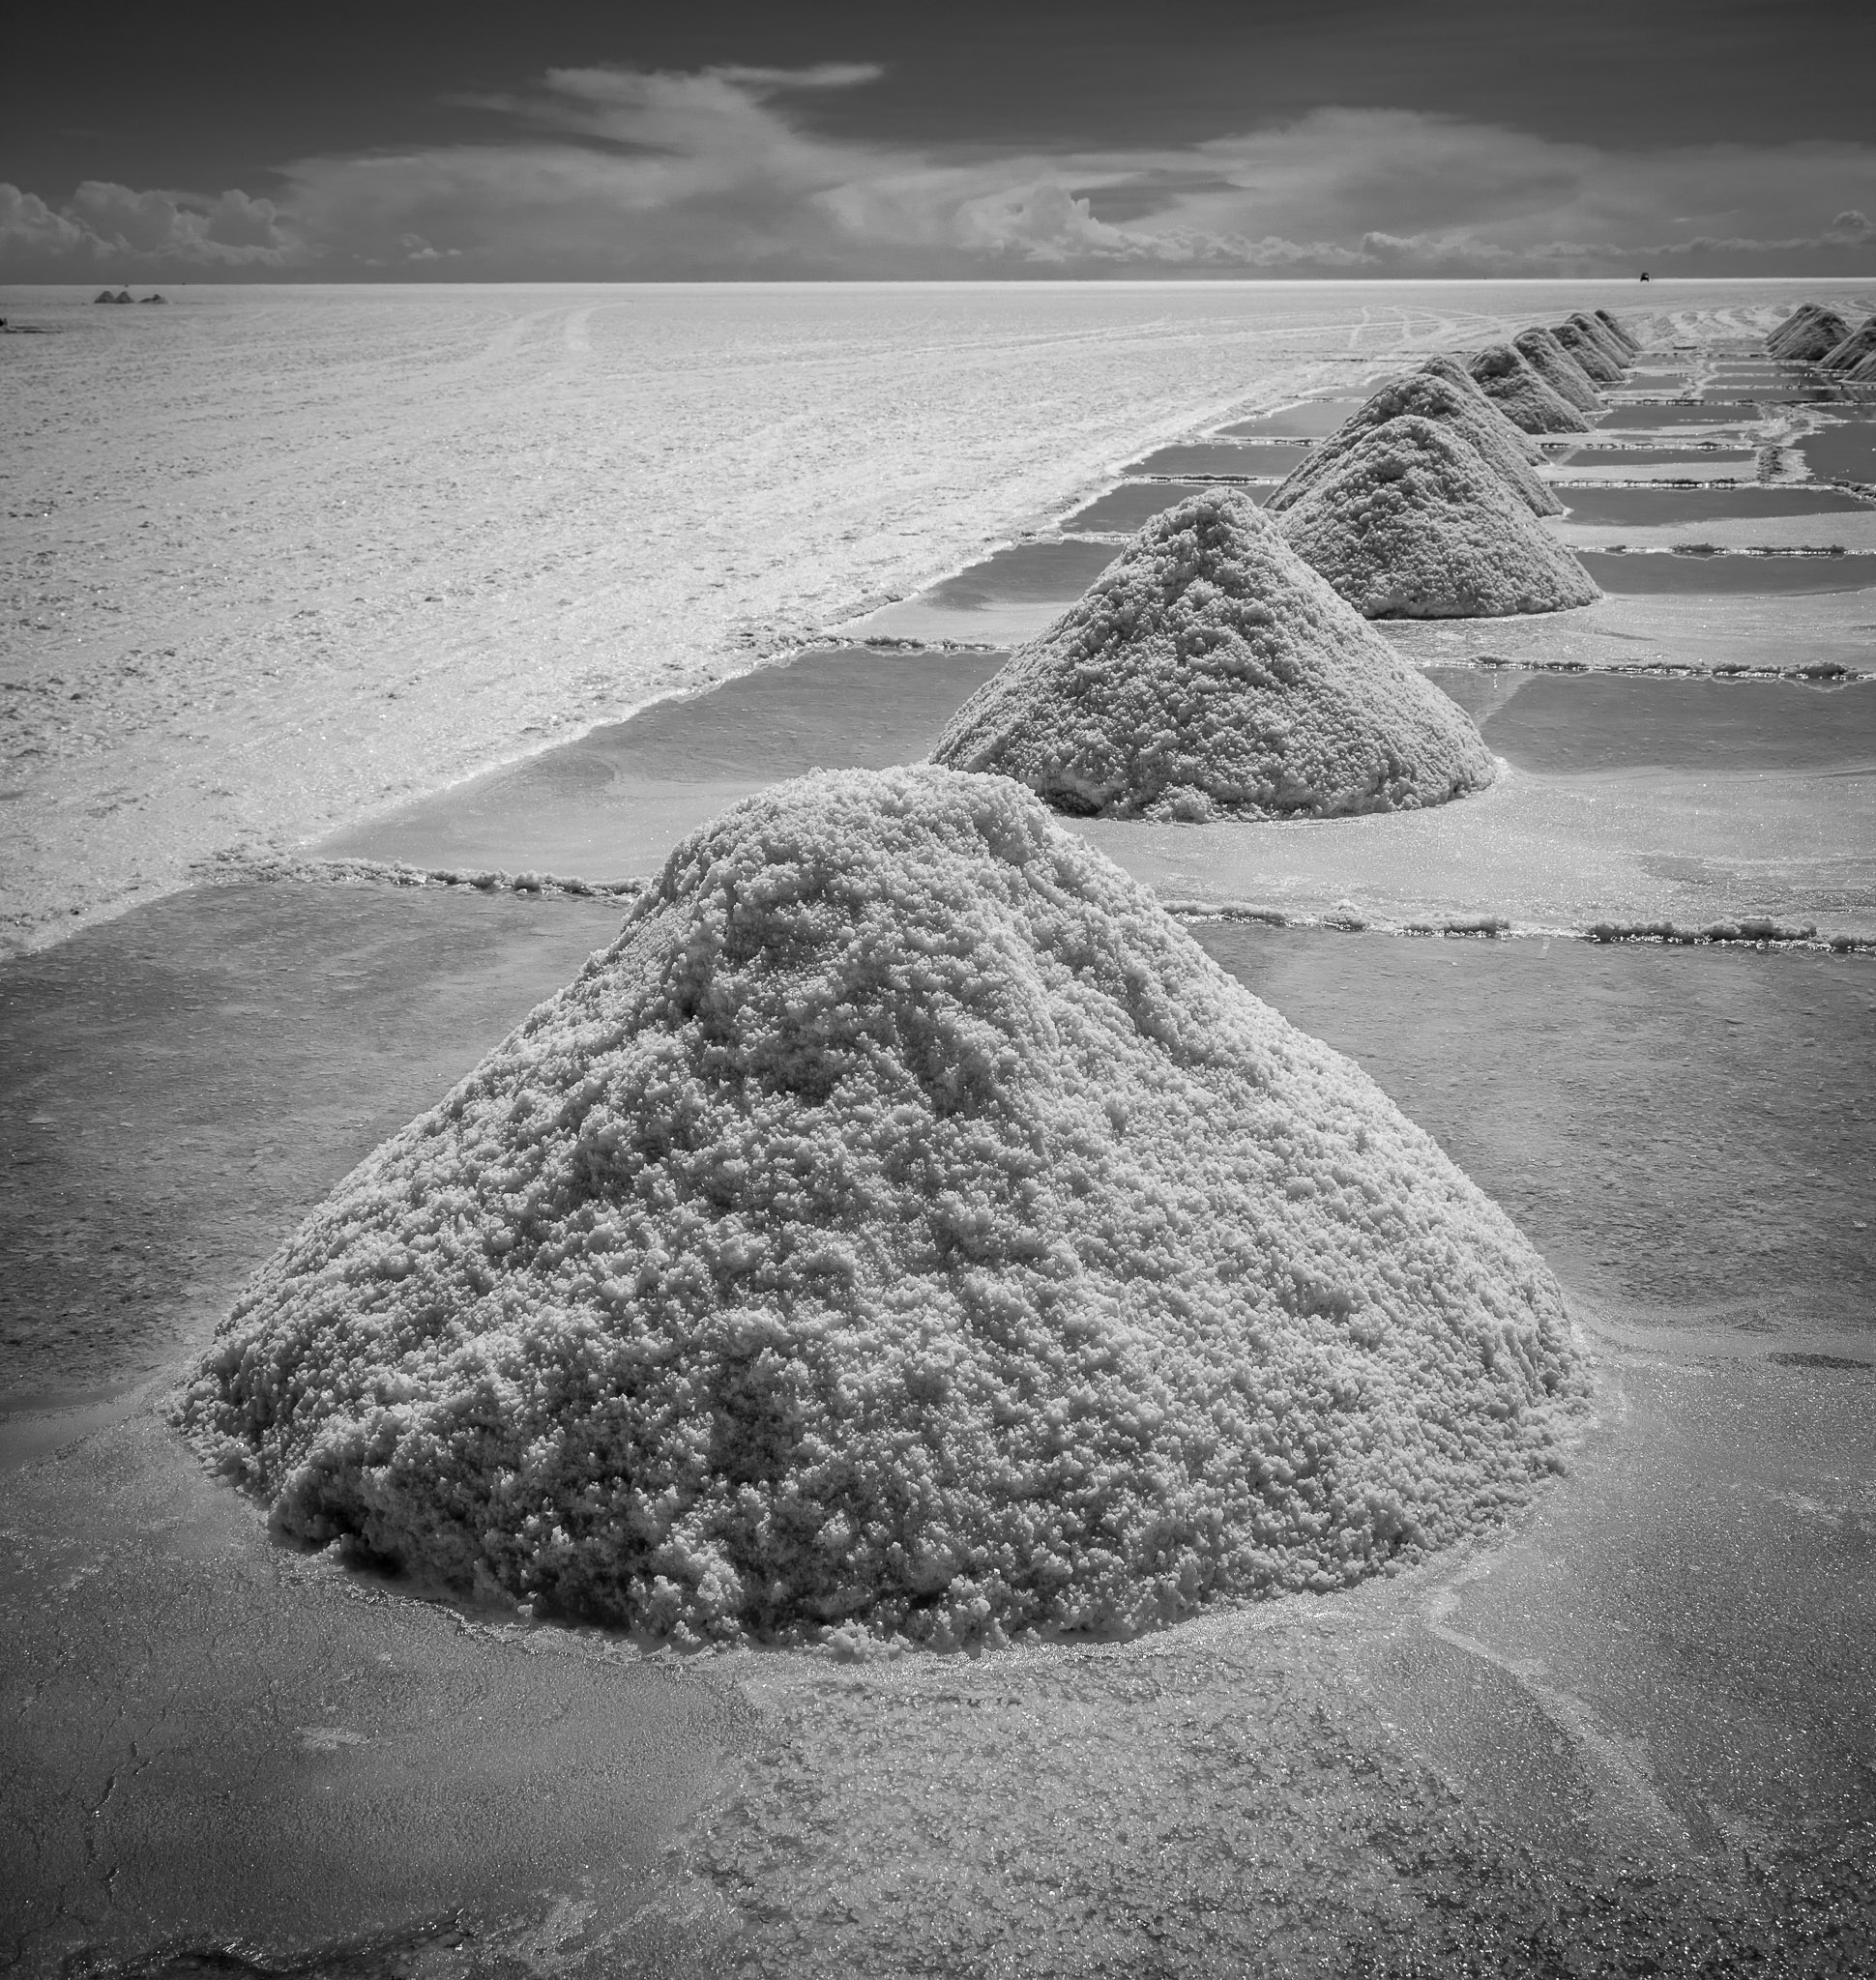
1847, 347, 1876, 383
184, 766, 1578, 1649
930, 490, 1494, 820
1278, 416, 1602, 619
1464, 344, 1593, 433
1549, 321, 1625, 386
1594, 309, 1640, 355
1564, 314, 1632, 374
1766, 305, 1851, 361
1820, 319, 1876, 371
1512, 329, 1603, 412
1268, 370, 1561, 517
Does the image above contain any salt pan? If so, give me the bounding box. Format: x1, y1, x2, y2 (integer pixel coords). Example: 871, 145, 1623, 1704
930, 490, 1494, 820
1278, 416, 1602, 619
183, 766, 1576, 1648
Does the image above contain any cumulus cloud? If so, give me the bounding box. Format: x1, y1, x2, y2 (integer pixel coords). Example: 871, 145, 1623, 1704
5, 65, 1876, 279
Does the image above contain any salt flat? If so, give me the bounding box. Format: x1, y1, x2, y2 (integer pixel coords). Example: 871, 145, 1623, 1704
0, 277, 1832, 958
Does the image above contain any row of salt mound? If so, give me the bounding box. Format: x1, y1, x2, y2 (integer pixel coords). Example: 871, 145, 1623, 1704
1464, 344, 1593, 433
1567, 311, 1635, 373
1549, 319, 1625, 386
1848, 347, 1876, 384
1512, 328, 1604, 412
1767, 304, 1853, 362
1821, 318, 1876, 371
931, 489, 1494, 821
1277, 417, 1600, 621
182, 762, 1581, 1651
1267, 370, 1561, 519
1594, 308, 1641, 356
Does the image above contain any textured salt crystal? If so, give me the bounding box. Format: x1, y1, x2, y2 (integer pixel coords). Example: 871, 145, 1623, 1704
1846, 347, 1876, 383
1564, 313, 1633, 372
1593, 309, 1640, 355
1819, 320, 1876, 371
1550, 321, 1625, 386
1465, 343, 1593, 433
1767, 305, 1852, 361
930, 490, 1494, 820
1415, 353, 1519, 427
183, 765, 1578, 1648
1277, 416, 1601, 620
1513, 329, 1604, 412
1268, 371, 1561, 518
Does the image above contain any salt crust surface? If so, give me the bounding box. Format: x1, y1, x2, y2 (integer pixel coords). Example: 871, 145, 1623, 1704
1267, 372, 1560, 518
182, 766, 1577, 1648
1465, 344, 1593, 433
1512, 329, 1604, 413
929, 492, 1494, 820
1278, 417, 1603, 620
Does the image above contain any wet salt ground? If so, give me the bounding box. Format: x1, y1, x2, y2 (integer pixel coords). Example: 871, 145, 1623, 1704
1558, 484, 1871, 522
1119, 439, 1304, 479
1057, 480, 1270, 533
3, 885, 1871, 1976
314, 640, 1876, 940
1798, 419, 1876, 482
1574, 550, 1876, 595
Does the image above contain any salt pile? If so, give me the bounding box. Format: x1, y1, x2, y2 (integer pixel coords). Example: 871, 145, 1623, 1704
1565, 313, 1633, 373
1278, 416, 1602, 619
1594, 308, 1640, 355
930, 490, 1494, 820
183, 764, 1577, 1648
1820, 319, 1876, 371
1466, 343, 1593, 433
1513, 329, 1603, 412
1767, 305, 1852, 361
1550, 321, 1625, 386
1268, 371, 1561, 518
1847, 348, 1876, 384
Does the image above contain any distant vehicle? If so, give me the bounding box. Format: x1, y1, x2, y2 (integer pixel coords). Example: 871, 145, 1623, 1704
1640, 272, 1652, 282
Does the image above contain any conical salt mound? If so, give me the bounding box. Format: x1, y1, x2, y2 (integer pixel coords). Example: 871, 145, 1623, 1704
1466, 343, 1593, 433
1278, 416, 1602, 620
1820, 319, 1876, 371
1767, 305, 1851, 361
182, 764, 1580, 1648
1416, 352, 1525, 437
1594, 308, 1640, 355
1269, 371, 1560, 518
1565, 312, 1632, 371
1513, 328, 1603, 412
1847, 348, 1876, 383
1549, 321, 1625, 386
930, 491, 1494, 820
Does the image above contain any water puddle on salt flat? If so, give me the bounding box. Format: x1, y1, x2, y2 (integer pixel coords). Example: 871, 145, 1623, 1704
1121, 441, 1302, 479
1796, 419, 1876, 482
1593, 405, 1763, 430
1424, 667, 1876, 774
1216, 402, 1361, 439
323, 646, 1010, 879
1558, 484, 1872, 524
1577, 551, 1876, 596
1058, 481, 1271, 534
1547, 445, 1759, 469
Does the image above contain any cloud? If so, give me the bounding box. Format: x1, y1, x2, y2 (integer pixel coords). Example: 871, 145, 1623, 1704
5, 67, 1876, 280
1, 179, 305, 270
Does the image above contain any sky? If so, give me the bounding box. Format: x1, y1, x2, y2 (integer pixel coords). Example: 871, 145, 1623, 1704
5, 0, 1874, 281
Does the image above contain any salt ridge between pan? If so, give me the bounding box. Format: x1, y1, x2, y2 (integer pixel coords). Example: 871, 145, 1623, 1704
1512, 328, 1603, 413
1278, 416, 1602, 620
183, 766, 1578, 1649
1268, 371, 1561, 518
1464, 344, 1592, 434
930, 490, 1494, 820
